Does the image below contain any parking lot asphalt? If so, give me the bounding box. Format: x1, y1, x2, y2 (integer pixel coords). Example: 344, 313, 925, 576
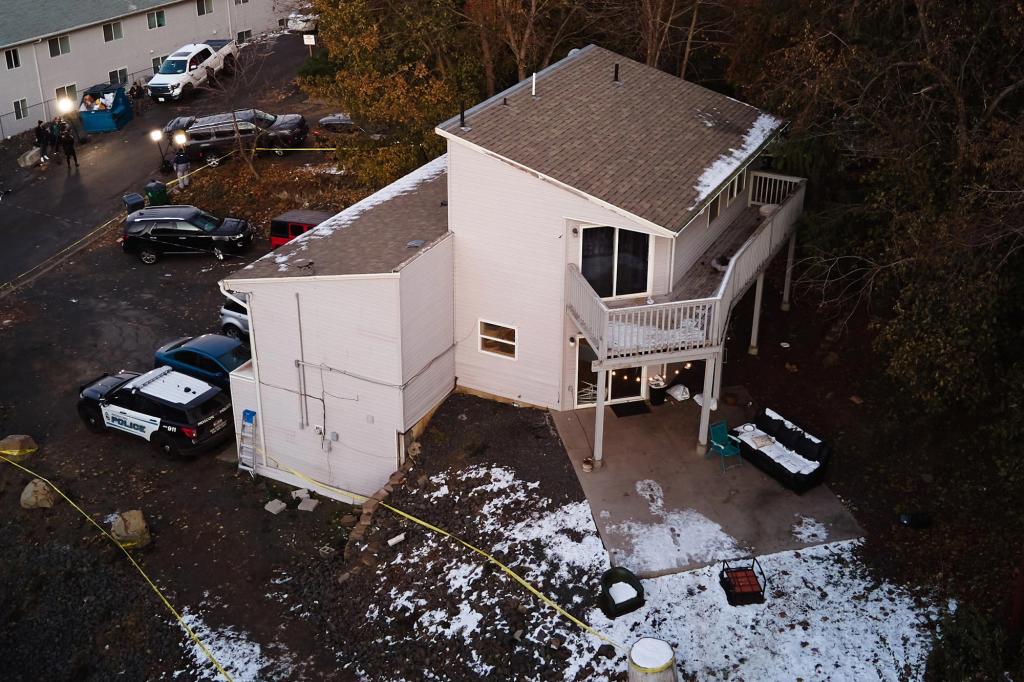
0, 32, 318, 287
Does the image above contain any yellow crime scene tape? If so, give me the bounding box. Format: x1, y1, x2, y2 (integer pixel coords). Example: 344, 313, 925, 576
282, 466, 627, 653
0, 454, 234, 682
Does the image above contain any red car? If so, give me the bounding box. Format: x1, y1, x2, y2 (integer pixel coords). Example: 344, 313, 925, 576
269, 209, 334, 249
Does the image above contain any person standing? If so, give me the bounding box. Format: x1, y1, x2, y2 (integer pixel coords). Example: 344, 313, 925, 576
34, 121, 51, 162
48, 118, 63, 160
60, 130, 78, 169
173, 148, 190, 188
130, 81, 144, 117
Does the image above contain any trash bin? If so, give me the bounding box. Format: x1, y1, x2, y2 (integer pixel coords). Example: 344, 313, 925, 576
144, 180, 168, 207
649, 377, 667, 406
122, 192, 145, 214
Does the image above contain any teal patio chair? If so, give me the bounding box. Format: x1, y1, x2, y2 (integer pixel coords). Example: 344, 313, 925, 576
710, 421, 743, 472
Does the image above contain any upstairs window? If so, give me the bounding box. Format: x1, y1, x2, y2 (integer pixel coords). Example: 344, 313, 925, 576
103, 21, 123, 42
147, 10, 166, 29
108, 67, 128, 84
197, 0, 214, 15
237, 29, 253, 43
479, 321, 517, 359
5, 48, 20, 70
55, 83, 77, 102
48, 35, 71, 57
152, 55, 168, 73
13, 99, 28, 120
581, 226, 650, 298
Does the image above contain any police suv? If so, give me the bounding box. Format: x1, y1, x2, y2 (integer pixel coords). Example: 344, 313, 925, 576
78, 366, 233, 457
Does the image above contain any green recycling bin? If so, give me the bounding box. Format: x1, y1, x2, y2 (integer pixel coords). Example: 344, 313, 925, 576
144, 179, 168, 206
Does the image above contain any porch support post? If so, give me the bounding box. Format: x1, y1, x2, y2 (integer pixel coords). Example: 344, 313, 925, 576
748, 271, 765, 355
711, 348, 724, 402
781, 231, 796, 312
696, 355, 715, 457
593, 368, 607, 467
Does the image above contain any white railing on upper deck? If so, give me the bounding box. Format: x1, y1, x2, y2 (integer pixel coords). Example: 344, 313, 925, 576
749, 170, 803, 206
566, 173, 805, 365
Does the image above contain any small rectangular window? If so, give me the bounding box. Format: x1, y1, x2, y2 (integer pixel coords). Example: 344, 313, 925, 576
479, 320, 517, 359
707, 195, 720, 224
48, 35, 71, 57
147, 10, 166, 29
102, 21, 123, 42
236, 29, 253, 43
152, 55, 168, 73
13, 99, 28, 120
234, 0, 250, 4
55, 83, 77, 102
197, 0, 214, 15
5, 48, 20, 70
108, 67, 128, 84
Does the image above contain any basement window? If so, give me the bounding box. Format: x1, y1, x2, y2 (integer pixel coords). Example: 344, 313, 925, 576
479, 320, 517, 359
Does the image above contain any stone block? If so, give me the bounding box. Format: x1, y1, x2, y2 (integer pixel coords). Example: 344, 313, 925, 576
264, 499, 287, 515
291, 488, 310, 500
298, 498, 319, 512
20, 478, 54, 509
1, 435, 38, 461
111, 510, 151, 548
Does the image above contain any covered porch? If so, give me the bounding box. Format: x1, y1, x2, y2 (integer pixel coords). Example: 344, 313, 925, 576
551, 396, 862, 577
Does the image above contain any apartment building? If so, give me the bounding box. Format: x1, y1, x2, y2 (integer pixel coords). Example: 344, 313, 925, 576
0, 0, 286, 137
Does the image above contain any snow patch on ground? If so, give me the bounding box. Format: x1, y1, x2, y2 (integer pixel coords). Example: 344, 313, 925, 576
172, 608, 291, 681
604, 479, 744, 574
792, 515, 829, 544
690, 112, 781, 208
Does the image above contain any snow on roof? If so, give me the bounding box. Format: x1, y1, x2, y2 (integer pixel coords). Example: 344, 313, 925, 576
230, 155, 448, 281
690, 112, 781, 209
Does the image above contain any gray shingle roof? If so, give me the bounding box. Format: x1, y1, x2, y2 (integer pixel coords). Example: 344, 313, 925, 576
437, 45, 781, 233
0, 0, 179, 49
229, 155, 449, 281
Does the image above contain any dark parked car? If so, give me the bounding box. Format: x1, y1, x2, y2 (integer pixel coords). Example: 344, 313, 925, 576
120, 205, 255, 264
163, 108, 308, 165
77, 366, 232, 457
155, 334, 251, 391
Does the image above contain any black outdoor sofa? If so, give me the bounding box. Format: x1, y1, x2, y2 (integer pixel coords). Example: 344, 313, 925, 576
731, 408, 831, 494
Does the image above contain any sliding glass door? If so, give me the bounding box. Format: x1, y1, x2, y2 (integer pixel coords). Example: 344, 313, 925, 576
581, 226, 650, 299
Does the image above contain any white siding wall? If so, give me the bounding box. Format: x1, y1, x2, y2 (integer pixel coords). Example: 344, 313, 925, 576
230, 274, 406, 497
398, 234, 456, 428
651, 235, 673, 296
447, 140, 657, 410
0, 0, 284, 137
671, 192, 749, 288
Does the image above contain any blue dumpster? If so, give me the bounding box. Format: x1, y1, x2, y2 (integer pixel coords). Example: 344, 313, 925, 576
78, 83, 133, 133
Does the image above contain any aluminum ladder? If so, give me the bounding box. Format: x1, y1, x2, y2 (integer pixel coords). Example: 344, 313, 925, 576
238, 409, 257, 476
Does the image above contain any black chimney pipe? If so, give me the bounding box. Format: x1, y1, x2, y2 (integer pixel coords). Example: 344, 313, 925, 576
613, 63, 620, 82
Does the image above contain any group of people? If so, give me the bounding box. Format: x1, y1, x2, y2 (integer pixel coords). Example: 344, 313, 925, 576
33, 118, 78, 169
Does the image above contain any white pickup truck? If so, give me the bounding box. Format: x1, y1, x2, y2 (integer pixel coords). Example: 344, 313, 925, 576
147, 39, 238, 102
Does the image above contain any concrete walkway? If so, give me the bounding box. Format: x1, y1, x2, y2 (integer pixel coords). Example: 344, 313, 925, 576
552, 397, 862, 577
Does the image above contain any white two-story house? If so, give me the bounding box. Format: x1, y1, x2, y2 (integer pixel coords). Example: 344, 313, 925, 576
223, 45, 805, 500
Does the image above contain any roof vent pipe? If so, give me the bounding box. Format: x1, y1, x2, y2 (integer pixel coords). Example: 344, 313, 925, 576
502, 96, 509, 106
459, 104, 470, 131
613, 63, 620, 83
532, 72, 537, 98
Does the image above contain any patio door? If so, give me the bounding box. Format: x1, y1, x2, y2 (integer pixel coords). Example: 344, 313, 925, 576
581, 226, 651, 299
575, 339, 646, 408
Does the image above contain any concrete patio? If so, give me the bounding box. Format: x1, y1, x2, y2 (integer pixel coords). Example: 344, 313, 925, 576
551, 394, 862, 577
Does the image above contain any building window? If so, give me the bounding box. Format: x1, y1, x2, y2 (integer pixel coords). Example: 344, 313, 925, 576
5, 48, 20, 70
234, 0, 250, 4
152, 55, 168, 73
147, 10, 166, 29
55, 83, 77, 103
707, 195, 720, 224
236, 29, 253, 43
108, 67, 128, 84
581, 226, 650, 298
13, 99, 28, 120
278, 17, 287, 28
102, 21, 123, 42
479, 321, 517, 359
48, 35, 71, 57
197, 0, 214, 15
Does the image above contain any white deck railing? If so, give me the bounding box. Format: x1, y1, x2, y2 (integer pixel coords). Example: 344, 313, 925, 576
749, 170, 803, 206
567, 173, 805, 365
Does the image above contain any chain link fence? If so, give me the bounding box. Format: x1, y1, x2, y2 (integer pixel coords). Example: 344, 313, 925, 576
1, 65, 157, 139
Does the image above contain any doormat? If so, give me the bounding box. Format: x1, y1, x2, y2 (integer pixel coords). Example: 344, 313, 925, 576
611, 401, 651, 418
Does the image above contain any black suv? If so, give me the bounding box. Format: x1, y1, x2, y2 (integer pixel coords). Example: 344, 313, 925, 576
78, 366, 233, 457
163, 109, 308, 165
121, 205, 255, 264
